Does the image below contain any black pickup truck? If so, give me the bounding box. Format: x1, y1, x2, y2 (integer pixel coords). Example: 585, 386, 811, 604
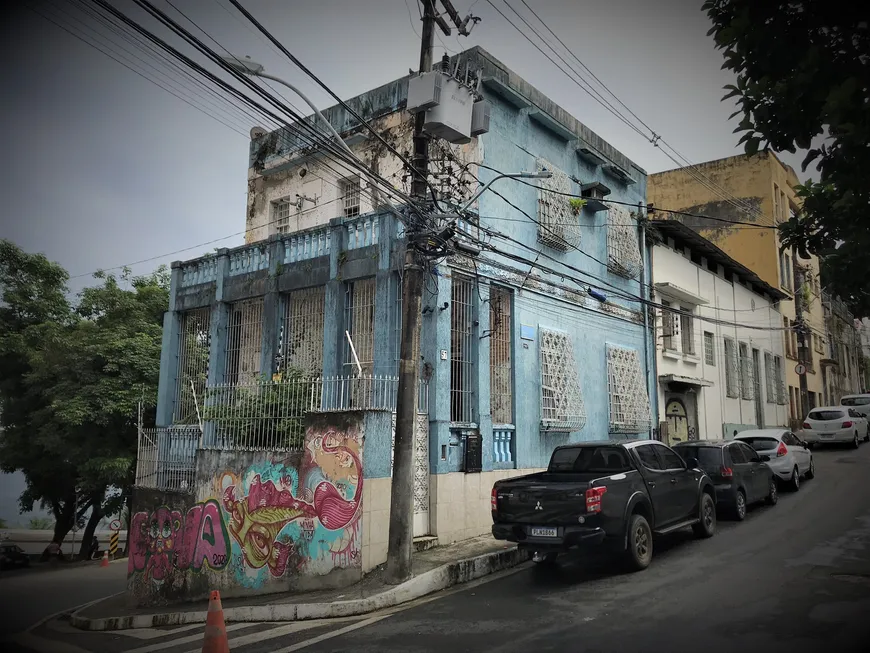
491, 440, 717, 570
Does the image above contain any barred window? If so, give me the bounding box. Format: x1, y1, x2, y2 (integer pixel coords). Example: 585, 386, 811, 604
661, 300, 678, 351
278, 287, 325, 376
451, 275, 476, 424
606, 344, 652, 434
341, 176, 361, 218
224, 298, 264, 386
174, 307, 211, 423
535, 158, 580, 251
704, 331, 715, 366
739, 341, 754, 400
489, 287, 513, 425
606, 206, 643, 279
344, 278, 376, 376
273, 199, 292, 234
680, 309, 695, 356
774, 355, 787, 405
724, 338, 739, 398
539, 328, 586, 432
764, 351, 776, 404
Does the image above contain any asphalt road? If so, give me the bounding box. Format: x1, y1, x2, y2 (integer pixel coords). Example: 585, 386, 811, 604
10, 442, 870, 652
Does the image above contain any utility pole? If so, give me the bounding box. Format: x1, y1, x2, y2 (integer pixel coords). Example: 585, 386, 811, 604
385, 0, 436, 585
794, 247, 809, 421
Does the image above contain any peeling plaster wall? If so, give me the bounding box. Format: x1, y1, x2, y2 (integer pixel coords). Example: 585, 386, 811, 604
128, 412, 366, 607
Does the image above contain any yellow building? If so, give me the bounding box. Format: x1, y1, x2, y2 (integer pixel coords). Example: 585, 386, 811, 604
649, 152, 825, 427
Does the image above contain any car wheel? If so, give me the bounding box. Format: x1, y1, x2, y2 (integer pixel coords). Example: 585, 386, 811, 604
805, 457, 815, 480
625, 514, 653, 571
865, 432, 869, 443
790, 466, 801, 491
692, 493, 716, 538
806, 442, 816, 450
766, 477, 779, 505
734, 489, 747, 521
853, 434, 860, 449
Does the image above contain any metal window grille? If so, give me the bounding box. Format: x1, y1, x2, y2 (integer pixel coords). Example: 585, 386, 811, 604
489, 286, 513, 425
661, 301, 677, 351
680, 311, 695, 355
606, 344, 652, 434
137, 427, 199, 492
724, 338, 739, 398
539, 328, 586, 432
774, 356, 787, 405
341, 176, 361, 218
535, 158, 580, 251
273, 199, 292, 234
224, 299, 264, 386
704, 331, 715, 366
174, 307, 211, 423
764, 351, 776, 404
606, 206, 643, 279
451, 275, 475, 424
278, 287, 325, 376
344, 278, 376, 377
739, 341, 754, 400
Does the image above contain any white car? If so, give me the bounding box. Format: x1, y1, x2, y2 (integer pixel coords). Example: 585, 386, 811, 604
803, 406, 869, 448
734, 429, 814, 491
841, 394, 870, 420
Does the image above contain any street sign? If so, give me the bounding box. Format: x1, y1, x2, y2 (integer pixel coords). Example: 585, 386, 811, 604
795, 363, 807, 375
109, 519, 122, 532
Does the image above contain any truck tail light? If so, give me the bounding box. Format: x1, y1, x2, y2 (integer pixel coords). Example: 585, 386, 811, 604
585, 486, 607, 513
721, 467, 733, 478
776, 441, 788, 457
842, 421, 853, 428
491, 486, 498, 511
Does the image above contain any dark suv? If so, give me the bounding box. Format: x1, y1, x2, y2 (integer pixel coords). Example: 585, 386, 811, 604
673, 440, 778, 521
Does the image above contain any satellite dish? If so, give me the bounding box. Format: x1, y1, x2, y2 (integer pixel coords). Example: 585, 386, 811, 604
250, 126, 268, 139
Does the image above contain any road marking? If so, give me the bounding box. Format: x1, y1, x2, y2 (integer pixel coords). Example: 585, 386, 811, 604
123, 623, 252, 653
269, 615, 391, 652
107, 623, 207, 640
175, 620, 350, 653
12, 632, 92, 653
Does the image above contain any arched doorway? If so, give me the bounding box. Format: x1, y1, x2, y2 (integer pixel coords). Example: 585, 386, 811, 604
666, 399, 689, 446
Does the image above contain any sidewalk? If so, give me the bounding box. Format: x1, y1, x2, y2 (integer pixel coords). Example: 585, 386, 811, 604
70, 536, 527, 631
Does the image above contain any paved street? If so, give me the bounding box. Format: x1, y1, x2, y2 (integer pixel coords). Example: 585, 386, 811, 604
12, 443, 870, 652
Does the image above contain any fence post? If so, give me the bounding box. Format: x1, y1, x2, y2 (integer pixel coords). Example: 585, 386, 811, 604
204, 250, 231, 448
260, 235, 284, 378
156, 264, 183, 427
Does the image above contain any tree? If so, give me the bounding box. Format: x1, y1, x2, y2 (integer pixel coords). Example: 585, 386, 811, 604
704, 0, 870, 315
0, 240, 168, 556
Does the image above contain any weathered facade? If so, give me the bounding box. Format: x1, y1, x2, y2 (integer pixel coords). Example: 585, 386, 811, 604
820, 292, 862, 405
649, 152, 826, 426
650, 221, 788, 443
136, 46, 656, 605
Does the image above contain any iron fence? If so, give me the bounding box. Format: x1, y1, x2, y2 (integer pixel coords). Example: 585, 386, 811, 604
135, 426, 199, 493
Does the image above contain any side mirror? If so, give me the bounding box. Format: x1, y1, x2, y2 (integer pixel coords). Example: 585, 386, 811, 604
760, 454, 770, 462
685, 457, 700, 470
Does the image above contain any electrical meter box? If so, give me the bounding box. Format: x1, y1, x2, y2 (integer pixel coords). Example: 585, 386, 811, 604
424, 76, 474, 143
406, 72, 443, 113
470, 99, 491, 136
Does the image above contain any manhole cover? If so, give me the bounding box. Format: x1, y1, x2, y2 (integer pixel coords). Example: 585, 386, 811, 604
831, 573, 870, 585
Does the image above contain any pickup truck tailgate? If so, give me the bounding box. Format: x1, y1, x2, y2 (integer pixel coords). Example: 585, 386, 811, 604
494, 474, 595, 524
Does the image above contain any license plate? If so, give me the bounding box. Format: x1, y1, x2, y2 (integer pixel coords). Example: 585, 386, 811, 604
822, 433, 834, 439
530, 527, 557, 538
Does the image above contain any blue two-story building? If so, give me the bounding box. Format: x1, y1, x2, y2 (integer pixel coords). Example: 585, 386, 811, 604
145, 47, 656, 582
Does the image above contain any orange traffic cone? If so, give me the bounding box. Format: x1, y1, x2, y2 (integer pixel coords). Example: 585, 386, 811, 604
100, 550, 109, 568
202, 590, 229, 653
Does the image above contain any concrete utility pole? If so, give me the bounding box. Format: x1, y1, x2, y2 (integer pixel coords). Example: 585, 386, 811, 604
385, 0, 437, 585
794, 248, 810, 420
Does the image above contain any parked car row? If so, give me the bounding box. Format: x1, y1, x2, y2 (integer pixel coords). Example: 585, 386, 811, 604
489, 425, 834, 571
801, 394, 870, 449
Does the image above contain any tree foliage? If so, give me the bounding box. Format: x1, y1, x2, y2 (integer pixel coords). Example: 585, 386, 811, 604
0, 240, 167, 554
704, 0, 870, 314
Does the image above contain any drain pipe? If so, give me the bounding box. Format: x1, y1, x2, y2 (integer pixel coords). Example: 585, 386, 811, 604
638, 203, 654, 441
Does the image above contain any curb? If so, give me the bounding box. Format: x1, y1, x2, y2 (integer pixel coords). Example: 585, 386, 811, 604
70, 546, 527, 631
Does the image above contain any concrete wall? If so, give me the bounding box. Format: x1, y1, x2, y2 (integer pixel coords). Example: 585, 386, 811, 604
128, 412, 365, 607
652, 239, 788, 440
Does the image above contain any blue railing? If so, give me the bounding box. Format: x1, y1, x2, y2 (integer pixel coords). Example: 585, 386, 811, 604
493, 427, 514, 465
179, 257, 218, 288
346, 216, 379, 249
228, 246, 270, 277
283, 229, 331, 263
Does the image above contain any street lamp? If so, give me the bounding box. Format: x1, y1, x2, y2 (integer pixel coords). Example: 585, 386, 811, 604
222, 55, 352, 157
460, 170, 552, 213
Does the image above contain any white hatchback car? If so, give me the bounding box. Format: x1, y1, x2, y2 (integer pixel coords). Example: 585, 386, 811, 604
734, 429, 814, 491
841, 394, 870, 419
802, 406, 869, 448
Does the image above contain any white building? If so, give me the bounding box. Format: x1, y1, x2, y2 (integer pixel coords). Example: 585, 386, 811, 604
651, 220, 789, 443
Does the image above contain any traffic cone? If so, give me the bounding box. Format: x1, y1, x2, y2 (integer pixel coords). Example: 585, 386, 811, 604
100, 550, 109, 568
202, 590, 229, 653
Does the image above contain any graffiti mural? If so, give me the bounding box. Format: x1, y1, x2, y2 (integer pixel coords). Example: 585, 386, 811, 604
219, 424, 363, 581
128, 499, 230, 587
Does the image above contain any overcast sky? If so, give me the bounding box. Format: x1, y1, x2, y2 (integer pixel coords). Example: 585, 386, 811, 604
0, 0, 815, 297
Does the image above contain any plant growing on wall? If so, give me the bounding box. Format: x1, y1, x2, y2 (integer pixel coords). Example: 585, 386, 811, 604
199, 368, 317, 450
569, 198, 587, 216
